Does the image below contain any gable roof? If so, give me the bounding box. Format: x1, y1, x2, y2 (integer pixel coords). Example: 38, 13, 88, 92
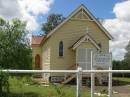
46, 4, 113, 40
32, 36, 45, 45
71, 34, 101, 50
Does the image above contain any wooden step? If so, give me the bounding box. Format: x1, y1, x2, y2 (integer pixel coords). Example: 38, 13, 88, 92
82, 77, 91, 86
62, 74, 76, 84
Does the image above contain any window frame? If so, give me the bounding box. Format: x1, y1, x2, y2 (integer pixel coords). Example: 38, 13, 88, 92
59, 41, 64, 57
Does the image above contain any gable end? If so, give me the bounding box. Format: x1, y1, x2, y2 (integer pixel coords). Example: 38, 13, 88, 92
46, 4, 113, 41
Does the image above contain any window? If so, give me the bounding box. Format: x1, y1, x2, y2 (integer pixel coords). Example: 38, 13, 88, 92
35, 54, 40, 69
98, 43, 102, 48
59, 41, 63, 57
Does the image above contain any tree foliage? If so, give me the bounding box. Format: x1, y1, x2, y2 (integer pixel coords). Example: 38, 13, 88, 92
0, 70, 9, 97
112, 42, 130, 77
124, 41, 130, 64
0, 18, 32, 69
112, 60, 129, 70
42, 14, 65, 34
113, 41, 130, 70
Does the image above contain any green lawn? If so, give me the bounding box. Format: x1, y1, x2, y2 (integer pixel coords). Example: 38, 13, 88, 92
113, 77, 130, 83
9, 76, 130, 97
8, 76, 107, 97
112, 77, 130, 87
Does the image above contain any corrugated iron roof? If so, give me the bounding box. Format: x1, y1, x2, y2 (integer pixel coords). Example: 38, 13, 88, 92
32, 36, 45, 45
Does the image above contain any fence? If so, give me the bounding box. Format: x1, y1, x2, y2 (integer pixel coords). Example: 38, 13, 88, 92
2, 68, 130, 97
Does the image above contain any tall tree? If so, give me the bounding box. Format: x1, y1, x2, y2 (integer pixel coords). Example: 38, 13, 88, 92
42, 14, 65, 34
124, 41, 130, 64
0, 18, 32, 69
122, 41, 130, 71
112, 60, 121, 70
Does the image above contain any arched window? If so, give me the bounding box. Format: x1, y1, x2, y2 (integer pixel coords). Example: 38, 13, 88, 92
35, 54, 40, 69
98, 43, 102, 48
59, 41, 63, 57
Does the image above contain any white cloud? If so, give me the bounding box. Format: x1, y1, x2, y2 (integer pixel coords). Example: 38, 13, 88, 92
0, 0, 21, 19
0, 0, 54, 31
103, 1, 130, 60
19, 0, 53, 15
113, 1, 130, 22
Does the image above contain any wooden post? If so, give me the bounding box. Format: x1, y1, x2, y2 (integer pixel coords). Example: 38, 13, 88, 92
76, 67, 82, 97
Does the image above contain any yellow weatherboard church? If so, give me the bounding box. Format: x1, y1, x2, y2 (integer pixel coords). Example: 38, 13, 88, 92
31, 4, 113, 83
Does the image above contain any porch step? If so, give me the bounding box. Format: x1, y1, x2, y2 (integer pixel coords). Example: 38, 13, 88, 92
82, 77, 90, 86
62, 74, 76, 84
62, 76, 91, 85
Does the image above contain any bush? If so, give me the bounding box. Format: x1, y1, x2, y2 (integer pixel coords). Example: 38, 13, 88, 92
0, 70, 9, 97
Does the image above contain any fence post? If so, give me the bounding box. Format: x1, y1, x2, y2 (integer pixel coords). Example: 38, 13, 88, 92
76, 67, 82, 97
108, 53, 112, 97
91, 51, 94, 97
108, 66, 112, 97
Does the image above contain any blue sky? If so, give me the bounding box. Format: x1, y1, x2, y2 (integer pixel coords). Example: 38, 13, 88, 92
36, 0, 123, 35
50, 0, 117, 18
37, 0, 123, 24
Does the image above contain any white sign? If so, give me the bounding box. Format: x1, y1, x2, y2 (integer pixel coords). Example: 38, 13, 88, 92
93, 53, 112, 67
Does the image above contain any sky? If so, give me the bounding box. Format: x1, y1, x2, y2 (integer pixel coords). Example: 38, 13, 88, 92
0, 0, 130, 60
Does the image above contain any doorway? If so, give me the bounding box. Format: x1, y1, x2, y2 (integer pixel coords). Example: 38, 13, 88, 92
76, 48, 95, 70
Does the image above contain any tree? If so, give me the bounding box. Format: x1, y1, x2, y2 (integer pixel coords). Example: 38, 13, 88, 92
112, 60, 129, 77
0, 70, 9, 97
124, 41, 130, 64
112, 42, 130, 77
42, 14, 65, 34
112, 60, 121, 70
0, 18, 32, 69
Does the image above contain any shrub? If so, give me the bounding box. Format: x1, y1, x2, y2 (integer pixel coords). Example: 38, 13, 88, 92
0, 69, 9, 97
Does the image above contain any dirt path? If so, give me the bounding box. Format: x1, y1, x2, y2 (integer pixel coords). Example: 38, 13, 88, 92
113, 85, 130, 97
113, 93, 130, 97
94, 85, 130, 97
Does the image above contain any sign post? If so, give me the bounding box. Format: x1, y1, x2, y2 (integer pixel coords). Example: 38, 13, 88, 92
92, 52, 112, 97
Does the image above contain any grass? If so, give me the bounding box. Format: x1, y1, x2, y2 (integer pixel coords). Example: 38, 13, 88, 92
113, 77, 130, 83
8, 76, 107, 97
112, 77, 130, 86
